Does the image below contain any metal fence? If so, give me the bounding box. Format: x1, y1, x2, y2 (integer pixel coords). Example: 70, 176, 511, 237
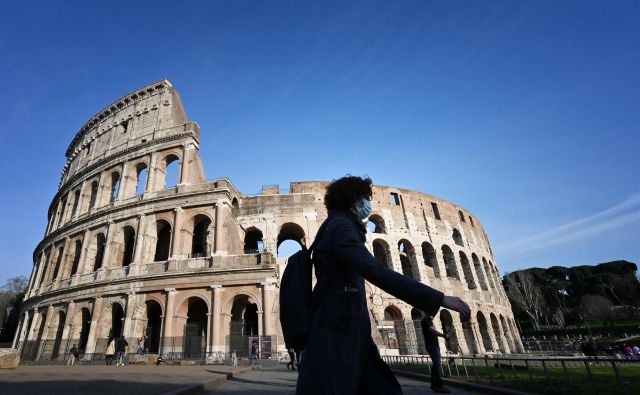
383, 354, 639, 395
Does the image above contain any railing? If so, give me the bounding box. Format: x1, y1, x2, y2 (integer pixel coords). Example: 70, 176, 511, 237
383, 354, 639, 395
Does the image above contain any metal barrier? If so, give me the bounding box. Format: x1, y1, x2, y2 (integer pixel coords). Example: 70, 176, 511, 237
383, 354, 638, 395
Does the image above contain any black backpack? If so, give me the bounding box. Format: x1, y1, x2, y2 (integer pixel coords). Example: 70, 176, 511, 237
279, 218, 332, 351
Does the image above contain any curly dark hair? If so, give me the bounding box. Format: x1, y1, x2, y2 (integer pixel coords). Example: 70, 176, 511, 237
324, 175, 373, 212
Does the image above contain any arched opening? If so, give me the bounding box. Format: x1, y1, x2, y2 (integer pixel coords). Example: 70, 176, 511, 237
477, 312, 493, 352
452, 229, 464, 246
71, 190, 81, 218
51, 245, 64, 281
277, 222, 305, 259
56, 196, 67, 227
163, 155, 180, 188
411, 308, 425, 353
421, 242, 440, 278
372, 239, 392, 269
121, 226, 135, 267
383, 306, 408, 354
93, 233, 105, 271
398, 240, 419, 280
459, 252, 476, 289
89, 181, 99, 210
184, 298, 208, 359
439, 310, 459, 353
441, 245, 458, 279
78, 308, 91, 351
32, 311, 48, 360
110, 172, 121, 203
70, 239, 82, 276
229, 295, 259, 357
145, 301, 162, 354
472, 254, 488, 291
191, 215, 211, 258
50, 311, 66, 360
231, 198, 239, 216
461, 319, 478, 354
110, 303, 124, 340
136, 164, 148, 196
367, 214, 386, 233
244, 227, 264, 254
154, 221, 171, 261
482, 258, 495, 289
490, 313, 506, 353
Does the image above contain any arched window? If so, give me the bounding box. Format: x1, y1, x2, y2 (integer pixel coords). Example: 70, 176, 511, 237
421, 242, 440, 278
136, 164, 148, 196
145, 301, 163, 353
441, 245, 458, 279
459, 252, 476, 289
89, 181, 99, 210
482, 258, 495, 289
93, 233, 105, 271
56, 196, 67, 227
111, 303, 124, 339
70, 239, 82, 276
372, 239, 392, 269
121, 226, 135, 267
452, 229, 464, 246
70, 190, 80, 218
367, 214, 386, 234
383, 306, 408, 354
277, 222, 305, 259
398, 240, 419, 280
477, 312, 493, 352
110, 172, 121, 203
191, 216, 211, 258
154, 221, 171, 261
244, 227, 264, 254
51, 246, 64, 281
472, 254, 488, 291
163, 155, 180, 188
439, 310, 459, 353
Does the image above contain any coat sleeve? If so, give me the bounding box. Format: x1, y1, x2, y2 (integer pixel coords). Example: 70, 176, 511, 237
328, 215, 444, 316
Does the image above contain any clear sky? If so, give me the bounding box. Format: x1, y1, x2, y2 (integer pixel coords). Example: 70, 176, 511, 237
1, 1, 638, 284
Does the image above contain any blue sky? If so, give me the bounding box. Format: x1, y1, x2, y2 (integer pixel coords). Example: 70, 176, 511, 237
1, 1, 638, 284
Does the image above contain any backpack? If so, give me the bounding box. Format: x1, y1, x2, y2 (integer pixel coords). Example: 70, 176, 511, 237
279, 218, 332, 351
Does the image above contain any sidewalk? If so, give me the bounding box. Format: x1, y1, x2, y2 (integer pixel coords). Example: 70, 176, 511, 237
0, 364, 254, 395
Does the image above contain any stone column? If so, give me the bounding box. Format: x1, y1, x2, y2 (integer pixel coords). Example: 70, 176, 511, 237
144, 152, 157, 196
210, 285, 222, 353
56, 237, 72, 286
129, 214, 146, 276
35, 305, 54, 361
99, 220, 115, 274
73, 230, 91, 283
60, 301, 76, 355
214, 201, 227, 255
169, 208, 184, 259
123, 292, 137, 339
160, 289, 177, 354
179, 142, 195, 186
118, 161, 130, 202
84, 297, 104, 356
261, 280, 276, 336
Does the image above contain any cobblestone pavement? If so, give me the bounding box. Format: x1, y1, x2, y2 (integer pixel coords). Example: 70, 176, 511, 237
208, 367, 481, 394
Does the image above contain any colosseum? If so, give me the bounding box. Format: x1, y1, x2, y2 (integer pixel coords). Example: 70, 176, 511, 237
14, 80, 523, 363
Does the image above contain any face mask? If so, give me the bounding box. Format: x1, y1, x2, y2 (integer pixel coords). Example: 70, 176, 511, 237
354, 198, 372, 220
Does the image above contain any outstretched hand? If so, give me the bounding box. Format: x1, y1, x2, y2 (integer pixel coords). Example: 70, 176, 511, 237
442, 295, 471, 320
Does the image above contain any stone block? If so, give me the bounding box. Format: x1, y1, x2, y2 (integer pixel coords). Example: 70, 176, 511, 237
0, 348, 20, 369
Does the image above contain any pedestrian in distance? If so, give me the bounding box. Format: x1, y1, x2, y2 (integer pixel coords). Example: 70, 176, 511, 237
115, 336, 129, 366
250, 342, 259, 365
420, 314, 449, 393
296, 176, 471, 395
137, 335, 146, 355
67, 344, 79, 366
231, 350, 238, 366
286, 345, 297, 370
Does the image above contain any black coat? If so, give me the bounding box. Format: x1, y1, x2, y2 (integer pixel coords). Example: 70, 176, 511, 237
296, 211, 444, 394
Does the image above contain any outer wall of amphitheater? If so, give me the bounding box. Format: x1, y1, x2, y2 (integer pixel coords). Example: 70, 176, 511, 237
14, 80, 523, 363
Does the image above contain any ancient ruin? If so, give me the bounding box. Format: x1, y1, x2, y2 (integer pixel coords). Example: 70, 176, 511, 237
14, 80, 523, 362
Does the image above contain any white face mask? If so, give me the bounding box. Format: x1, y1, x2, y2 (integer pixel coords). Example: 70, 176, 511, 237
354, 198, 372, 220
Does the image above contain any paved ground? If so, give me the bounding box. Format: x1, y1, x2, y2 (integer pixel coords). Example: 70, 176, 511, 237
208, 366, 481, 394
0, 364, 247, 395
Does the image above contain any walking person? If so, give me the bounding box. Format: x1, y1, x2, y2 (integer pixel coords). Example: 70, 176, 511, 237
137, 335, 146, 355
286, 345, 297, 370
420, 314, 449, 393
115, 336, 129, 366
296, 176, 470, 395
250, 342, 259, 365
67, 344, 79, 366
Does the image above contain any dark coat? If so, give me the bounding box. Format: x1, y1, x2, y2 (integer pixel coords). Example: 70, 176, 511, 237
296, 211, 444, 395
116, 338, 128, 352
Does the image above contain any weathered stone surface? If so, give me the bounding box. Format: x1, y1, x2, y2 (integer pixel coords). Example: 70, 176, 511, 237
0, 348, 20, 369
128, 354, 155, 365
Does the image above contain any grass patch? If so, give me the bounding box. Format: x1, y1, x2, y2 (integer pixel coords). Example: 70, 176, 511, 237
391, 361, 640, 395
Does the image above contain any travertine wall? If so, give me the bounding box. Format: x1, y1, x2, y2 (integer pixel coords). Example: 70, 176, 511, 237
15, 81, 523, 363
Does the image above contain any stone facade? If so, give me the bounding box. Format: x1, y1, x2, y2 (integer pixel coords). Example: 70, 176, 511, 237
14, 80, 523, 362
